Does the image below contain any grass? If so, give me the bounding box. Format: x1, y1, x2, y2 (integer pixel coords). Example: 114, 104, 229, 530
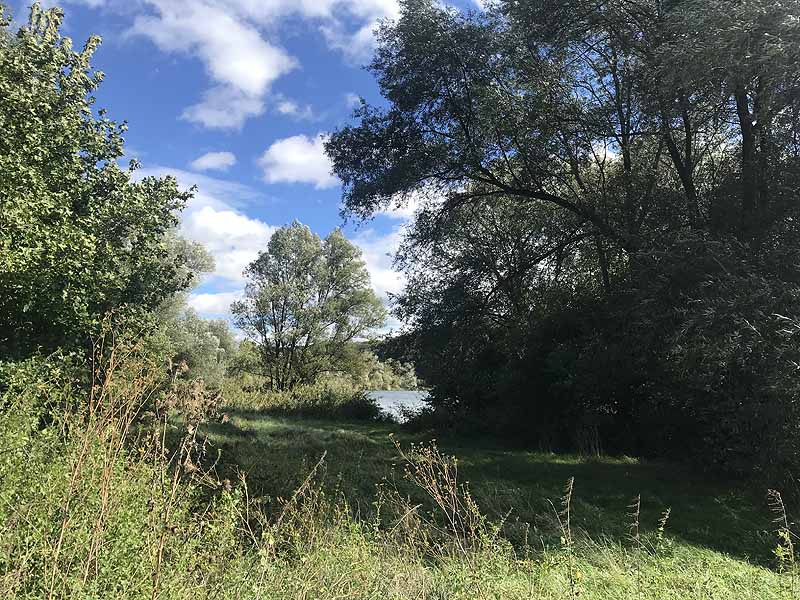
2, 346, 796, 599
198, 407, 795, 597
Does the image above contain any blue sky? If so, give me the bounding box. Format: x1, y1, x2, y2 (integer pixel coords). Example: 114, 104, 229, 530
12, 0, 482, 329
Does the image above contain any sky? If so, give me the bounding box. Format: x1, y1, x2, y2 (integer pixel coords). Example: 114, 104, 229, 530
10, 0, 483, 332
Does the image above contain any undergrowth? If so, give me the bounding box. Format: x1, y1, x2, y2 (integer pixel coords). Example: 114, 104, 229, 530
0, 337, 797, 599
222, 376, 383, 422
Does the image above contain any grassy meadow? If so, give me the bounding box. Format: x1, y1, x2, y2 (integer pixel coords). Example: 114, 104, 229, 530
1, 355, 797, 599
191, 403, 797, 599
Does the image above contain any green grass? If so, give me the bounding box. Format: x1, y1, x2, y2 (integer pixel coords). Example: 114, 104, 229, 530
198, 408, 793, 598
5, 356, 795, 599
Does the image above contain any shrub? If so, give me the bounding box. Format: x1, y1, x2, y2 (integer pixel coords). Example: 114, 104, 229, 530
224, 377, 383, 421
0, 345, 255, 599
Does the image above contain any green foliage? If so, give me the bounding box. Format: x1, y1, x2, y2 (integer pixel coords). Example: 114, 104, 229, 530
199, 408, 794, 599
163, 308, 237, 389
351, 350, 420, 390
325, 0, 800, 479
224, 376, 382, 421
232, 222, 386, 391
0, 349, 250, 599
0, 5, 197, 358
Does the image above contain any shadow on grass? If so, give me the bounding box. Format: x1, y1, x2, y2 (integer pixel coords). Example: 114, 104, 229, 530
202, 409, 777, 567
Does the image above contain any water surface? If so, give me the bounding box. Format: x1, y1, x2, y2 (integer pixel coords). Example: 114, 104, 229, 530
367, 390, 429, 422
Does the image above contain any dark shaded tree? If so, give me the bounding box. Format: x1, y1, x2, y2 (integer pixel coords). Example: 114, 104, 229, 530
326, 0, 800, 476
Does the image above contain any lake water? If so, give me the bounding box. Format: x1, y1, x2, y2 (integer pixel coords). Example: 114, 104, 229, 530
367, 390, 429, 422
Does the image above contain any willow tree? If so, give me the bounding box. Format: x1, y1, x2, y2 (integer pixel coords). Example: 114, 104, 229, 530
231, 223, 386, 391
326, 0, 800, 474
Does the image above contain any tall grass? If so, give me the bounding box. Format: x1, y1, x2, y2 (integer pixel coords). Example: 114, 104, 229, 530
0, 335, 797, 598
222, 376, 383, 421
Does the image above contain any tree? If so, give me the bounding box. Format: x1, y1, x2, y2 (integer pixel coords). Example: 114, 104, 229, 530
231, 223, 386, 391
327, 0, 800, 251
163, 308, 237, 389
0, 5, 200, 358
325, 0, 800, 475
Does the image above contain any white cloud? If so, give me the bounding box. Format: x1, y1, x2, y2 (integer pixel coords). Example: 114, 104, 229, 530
182, 205, 276, 282
351, 225, 406, 302
134, 166, 279, 319
275, 97, 315, 120
130, 0, 297, 129
181, 86, 267, 130
135, 166, 276, 285
131, 2, 296, 95
258, 134, 338, 188
320, 0, 400, 62
190, 151, 237, 172
378, 193, 423, 220
344, 92, 362, 109
377, 185, 445, 219
136, 166, 261, 210
188, 291, 243, 315
122, 0, 400, 128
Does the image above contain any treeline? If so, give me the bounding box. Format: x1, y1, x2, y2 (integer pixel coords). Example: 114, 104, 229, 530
326, 0, 800, 478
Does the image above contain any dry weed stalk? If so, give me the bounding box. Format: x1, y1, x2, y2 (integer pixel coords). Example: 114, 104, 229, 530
39, 316, 224, 600
47, 324, 155, 599
768, 488, 798, 597
390, 436, 491, 561
549, 477, 580, 599
655, 507, 671, 553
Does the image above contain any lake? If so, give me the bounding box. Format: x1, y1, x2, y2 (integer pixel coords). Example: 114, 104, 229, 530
367, 390, 429, 422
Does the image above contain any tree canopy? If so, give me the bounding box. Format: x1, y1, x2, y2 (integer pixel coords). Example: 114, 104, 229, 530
232, 223, 386, 391
328, 0, 800, 247
326, 0, 800, 475
0, 5, 201, 358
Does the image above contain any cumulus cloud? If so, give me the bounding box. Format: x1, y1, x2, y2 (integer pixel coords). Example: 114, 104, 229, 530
134, 166, 279, 318
135, 166, 276, 286
320, 0, 400, 62
275, 97, 315, 120
351, 225, 406, 302
190, 151, 237, 172
258, 134, 338, 188
122, 0, 399, 129
344, 92, 362, 109
188, 291, 243, 315
130, 0, 297, 129
182, 205, 276, 282
182, 86, 267, 130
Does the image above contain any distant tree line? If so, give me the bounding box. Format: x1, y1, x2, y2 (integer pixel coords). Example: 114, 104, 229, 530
326, 0, 800, 477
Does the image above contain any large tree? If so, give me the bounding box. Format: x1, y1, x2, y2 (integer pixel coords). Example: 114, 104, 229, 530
326, 0, 800, 474
327, 0, 800, 252
231, 223, 386, 391
0, 5, 200, 358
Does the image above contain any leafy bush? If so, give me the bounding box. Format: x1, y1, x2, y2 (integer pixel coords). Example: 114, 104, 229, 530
224, 377, 383, 421
0, 349, 255, 599
0, 6, 199, 359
